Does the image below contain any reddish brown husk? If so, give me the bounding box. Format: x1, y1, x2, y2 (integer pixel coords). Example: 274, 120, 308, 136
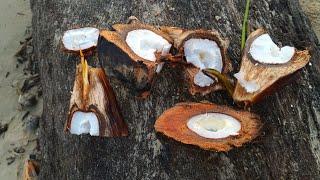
161, 27, 232, 95
98, 20, 173, 96
155, 102, 261, 152
233, 28, 311, 104
61, 45, 97, 56
65, 64, 128, 137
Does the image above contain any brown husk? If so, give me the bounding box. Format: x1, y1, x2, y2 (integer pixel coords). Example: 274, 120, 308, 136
154, 102, 262, 152
61, 45, 97, 56
233, 28, 311, 104
161, 26, 232, 95
64, 64, 128, 137
98, 20, 173, 95
185, 66, 224, 95
23, 159, 40, 180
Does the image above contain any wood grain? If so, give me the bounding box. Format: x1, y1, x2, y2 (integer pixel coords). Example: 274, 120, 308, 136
31, 0, 320, 179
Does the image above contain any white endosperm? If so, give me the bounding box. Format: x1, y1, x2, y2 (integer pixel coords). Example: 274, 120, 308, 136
193, 71, 214, 87
62, 27, 99, 51
249, 34, 295, 64
234, 71, 260, 93
126, 29, 172, 61
184, 38, 223, 71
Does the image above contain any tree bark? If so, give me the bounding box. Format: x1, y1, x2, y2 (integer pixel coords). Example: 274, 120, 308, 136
31, 0, 320, 179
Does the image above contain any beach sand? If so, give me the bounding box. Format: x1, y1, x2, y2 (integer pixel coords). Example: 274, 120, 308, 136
300, 0, 320, 40
0, 0, 41, 179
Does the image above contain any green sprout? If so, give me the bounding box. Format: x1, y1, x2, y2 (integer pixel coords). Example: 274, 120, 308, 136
202, 69, 234, 97
241, 0, 251, 50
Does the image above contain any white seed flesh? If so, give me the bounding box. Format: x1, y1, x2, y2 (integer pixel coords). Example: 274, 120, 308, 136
126, 29, 172, 61
234, 71, 260, 93
249, 34, 295, 64
62, 27, 99, 51
184, 38, 223, 72
187, 113, 241, 139
194, 71, 215, 87
70, 111, 99, 136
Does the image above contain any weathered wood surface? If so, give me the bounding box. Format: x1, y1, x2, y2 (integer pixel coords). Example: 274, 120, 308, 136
31, 0, 320, 179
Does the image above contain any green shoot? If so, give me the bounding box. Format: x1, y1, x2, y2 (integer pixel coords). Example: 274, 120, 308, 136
202, 69, 235, 97
241, 0, 251, 50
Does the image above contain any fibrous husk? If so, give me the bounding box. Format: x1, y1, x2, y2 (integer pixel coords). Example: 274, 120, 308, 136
233, 28, 311, 104
23, 159, 40, 180
98, 19, 173, 95
65, 64, 128, 137
161, 27, 232, 95
154, 102, 261, 152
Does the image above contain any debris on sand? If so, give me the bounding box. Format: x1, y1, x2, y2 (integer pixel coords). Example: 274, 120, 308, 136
13, 147, 26, 154
0, 123, 8, 135
6, 156, 15, 165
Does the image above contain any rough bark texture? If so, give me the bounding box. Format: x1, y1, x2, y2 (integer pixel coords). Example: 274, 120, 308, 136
31, 0, 320, 179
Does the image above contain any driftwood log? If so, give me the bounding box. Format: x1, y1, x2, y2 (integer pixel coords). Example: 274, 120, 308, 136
31, 0, 320, 179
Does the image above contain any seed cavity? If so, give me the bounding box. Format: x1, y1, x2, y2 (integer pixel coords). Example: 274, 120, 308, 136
184, 38, 223, 87
187, 113, 241, 139
70, 111, 99, 136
